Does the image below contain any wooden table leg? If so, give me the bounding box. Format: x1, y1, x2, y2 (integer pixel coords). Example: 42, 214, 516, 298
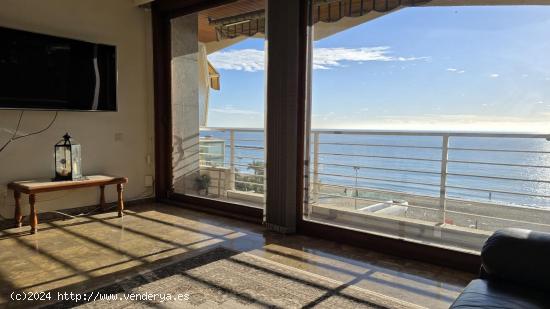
117, 184, 124, 218
100, 185, 106, 211
29, 194, 38, 234
14, 191, 22, 228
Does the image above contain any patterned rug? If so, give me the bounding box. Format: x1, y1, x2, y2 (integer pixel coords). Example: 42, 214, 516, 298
45, 247, 421, 308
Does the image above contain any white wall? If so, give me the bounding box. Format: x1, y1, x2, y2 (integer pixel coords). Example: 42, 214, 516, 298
0, 0, 154, 218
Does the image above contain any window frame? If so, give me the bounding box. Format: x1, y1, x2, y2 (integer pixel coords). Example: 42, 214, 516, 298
152, 0, 481, 273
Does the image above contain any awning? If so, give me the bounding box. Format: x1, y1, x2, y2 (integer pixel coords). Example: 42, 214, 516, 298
209, 9, 266, 41
208, 61, 220, 90
208, 0, 431, 41
313, 0, 431, 23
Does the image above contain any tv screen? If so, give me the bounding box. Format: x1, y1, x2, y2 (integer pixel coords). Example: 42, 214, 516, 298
0, 27, 117, 111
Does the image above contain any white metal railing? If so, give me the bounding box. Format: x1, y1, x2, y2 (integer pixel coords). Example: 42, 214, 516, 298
200, 127, 266, 194
307, 129, 550, 232
199, 127, 550, 230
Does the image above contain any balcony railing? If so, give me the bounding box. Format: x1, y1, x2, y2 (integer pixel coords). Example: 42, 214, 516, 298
199, 127, 550, 236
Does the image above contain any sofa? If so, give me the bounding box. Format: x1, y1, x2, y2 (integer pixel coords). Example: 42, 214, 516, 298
450, 228, 550, 309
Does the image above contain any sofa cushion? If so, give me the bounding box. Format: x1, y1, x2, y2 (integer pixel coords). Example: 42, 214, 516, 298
450, 279, 550, 309
481, 228, 550, 291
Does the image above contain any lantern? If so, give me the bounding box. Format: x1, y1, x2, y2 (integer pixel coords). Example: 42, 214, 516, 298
54, 133, 82, 181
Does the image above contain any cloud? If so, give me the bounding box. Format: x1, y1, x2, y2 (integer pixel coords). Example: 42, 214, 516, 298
209, 47, 426, 72
312, 47, 427, 70
210, 107, 261, 115
208, 49, 265, 72
310, 114, 550, 132
312, 112, 335, 121
490, 73, 500, 78
447, 68, 465, 74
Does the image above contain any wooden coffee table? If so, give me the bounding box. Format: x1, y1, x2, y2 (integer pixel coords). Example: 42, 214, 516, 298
7, 175, 128, 234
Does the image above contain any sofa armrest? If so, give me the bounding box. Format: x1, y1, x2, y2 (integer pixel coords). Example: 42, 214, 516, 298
482, 228, 550, 291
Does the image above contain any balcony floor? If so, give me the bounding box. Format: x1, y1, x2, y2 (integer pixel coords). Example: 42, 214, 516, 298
0, 203, 473, 308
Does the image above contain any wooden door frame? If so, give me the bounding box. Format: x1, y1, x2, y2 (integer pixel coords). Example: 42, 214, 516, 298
151, 0, 264, 222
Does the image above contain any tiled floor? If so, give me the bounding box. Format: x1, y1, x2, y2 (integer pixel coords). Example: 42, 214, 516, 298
0, 203, 474, 308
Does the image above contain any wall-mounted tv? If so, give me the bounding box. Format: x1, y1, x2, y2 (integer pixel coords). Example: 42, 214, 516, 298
0, 26, 117, 111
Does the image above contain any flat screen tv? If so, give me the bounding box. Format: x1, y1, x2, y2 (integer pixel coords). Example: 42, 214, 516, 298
0, 26, 117, 111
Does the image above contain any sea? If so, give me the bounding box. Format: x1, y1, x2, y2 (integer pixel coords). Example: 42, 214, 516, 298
200, 129, 550, 208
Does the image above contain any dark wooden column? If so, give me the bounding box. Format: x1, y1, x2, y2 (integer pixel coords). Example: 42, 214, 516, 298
265, 0, 308, 233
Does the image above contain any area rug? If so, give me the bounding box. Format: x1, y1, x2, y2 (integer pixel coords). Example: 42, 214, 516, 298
45, 247, 421, 309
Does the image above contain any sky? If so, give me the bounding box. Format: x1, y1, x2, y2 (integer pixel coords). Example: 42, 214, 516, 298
207, 5, 550, 132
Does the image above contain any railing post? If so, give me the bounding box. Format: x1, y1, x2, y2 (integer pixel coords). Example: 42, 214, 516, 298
313, 132, 320, 204
439, 135, 449, 225
229, 129, 236, 191
353, 166, 359, 210
218, 169, 222, 198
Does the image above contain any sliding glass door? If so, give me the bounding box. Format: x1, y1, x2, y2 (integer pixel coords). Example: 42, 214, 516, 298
303, 1, 550, 253
170, 0, 267, 210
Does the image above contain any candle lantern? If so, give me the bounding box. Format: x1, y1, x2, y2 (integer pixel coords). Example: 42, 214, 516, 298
54, 133, 82, 181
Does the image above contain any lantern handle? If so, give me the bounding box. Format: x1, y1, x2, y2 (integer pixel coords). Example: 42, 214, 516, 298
62, 133, 72, 145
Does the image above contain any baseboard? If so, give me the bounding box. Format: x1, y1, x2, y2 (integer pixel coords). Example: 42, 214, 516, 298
0, 197, 155, 230
265, 222, 295, 234
298, 219, 481, 273
158, 197, 264, 225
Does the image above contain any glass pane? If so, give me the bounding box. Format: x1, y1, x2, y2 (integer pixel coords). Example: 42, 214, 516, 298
71, 145, 82, 179
55, 146, 72, 177
170, 0, 266, 209
304, 3, 550, 253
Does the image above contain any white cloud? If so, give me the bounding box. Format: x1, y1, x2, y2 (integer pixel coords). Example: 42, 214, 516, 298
208, 49, 265, 72
313, 112, 335, 121
210, 107, 261, 115
310, 114, 550, 132
447, 68, 465, 74
209, 47, 426, 72
490, 73, 500, 78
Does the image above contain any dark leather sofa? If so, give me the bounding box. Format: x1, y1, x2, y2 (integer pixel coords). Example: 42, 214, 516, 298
450, 228, 550, 309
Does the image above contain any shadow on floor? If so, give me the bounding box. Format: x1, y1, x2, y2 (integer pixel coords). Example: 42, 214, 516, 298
0, 203, 472, 308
